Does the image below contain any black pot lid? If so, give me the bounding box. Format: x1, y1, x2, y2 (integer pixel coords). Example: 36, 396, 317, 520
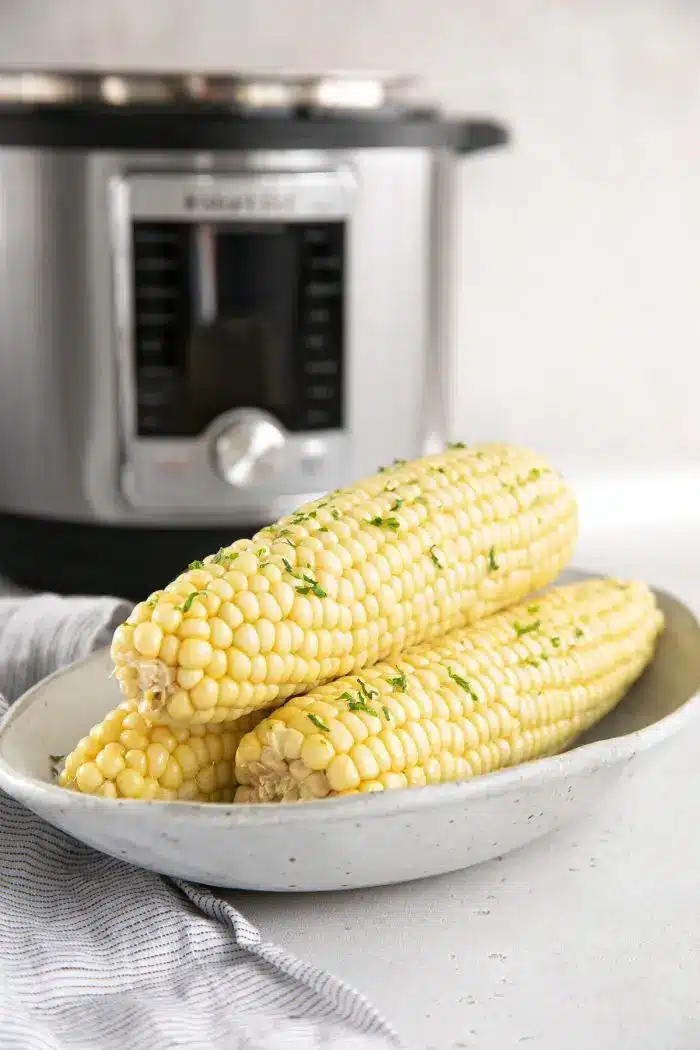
0, 68, 510, 153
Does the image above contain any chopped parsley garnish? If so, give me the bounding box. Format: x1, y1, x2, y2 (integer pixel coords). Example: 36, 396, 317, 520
574, 627, 584, 639
527, 604, 540, 614
357, 678, 379, 703
429, 546, 444, 570
550, 636, 561, 649
331, 509, 340, 520
347, 700, 379, 716
528, 468, 542, 481
145, 598, 157, 609
211, 548, 238, 565
49, 754, 65, 780
448, 441, 466, 449
525, 658, 540, 668
255, 548, 266, 558
340, 682, 380, 718
393, 458, 407, 467
188, 560, 204, 570
447, 667, 479, 701
295, 577, 327, 598
475, 451, 486, 459
281, 558, 327, 598
382, 705, 391, 720
307, 713, 330, 733
390, 497, 405, 511
487, 546, 499, 572
514, 620, 541, 638
431, 466, 447, 475
181, 590, 208, 613
366, 515, 400, 531
414, 495, 428, 506
388, 671, 408, 692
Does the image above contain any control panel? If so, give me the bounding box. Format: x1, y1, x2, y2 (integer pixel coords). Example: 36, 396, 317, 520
114, 169, 353, 512
130, 220, 345, 439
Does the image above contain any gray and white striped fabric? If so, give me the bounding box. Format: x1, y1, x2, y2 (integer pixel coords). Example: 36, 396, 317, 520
0, 593, 400, 1050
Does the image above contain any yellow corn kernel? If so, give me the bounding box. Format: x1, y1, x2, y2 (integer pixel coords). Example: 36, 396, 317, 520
178, 619, 211, 641
75, 761, 103, 794
111, 446, 579, 724
132, 621, 164, 660
115, 768, 144, 798
177, 638, 213, 671
95, 742, 126, 779
124, 749, 148, 775
57, 701, 267, 802
146, 742, 170, 780
234, 579, 663, 802
158, 634, 181, 667
326, 753, 361, 792
167, 690, 195, 722
152, 603, 183, 634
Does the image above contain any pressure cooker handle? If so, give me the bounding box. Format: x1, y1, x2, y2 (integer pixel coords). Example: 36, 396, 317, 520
423, 116, 510, 452
452, 118, 510, 155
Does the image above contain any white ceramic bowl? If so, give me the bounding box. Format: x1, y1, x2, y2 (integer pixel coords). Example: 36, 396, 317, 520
1, 571, 699, 892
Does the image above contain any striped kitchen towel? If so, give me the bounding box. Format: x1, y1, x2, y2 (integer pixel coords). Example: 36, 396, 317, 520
0, 592, 400, 1050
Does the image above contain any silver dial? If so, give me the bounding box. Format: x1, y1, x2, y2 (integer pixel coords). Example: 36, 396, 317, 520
213, 411, 286, 489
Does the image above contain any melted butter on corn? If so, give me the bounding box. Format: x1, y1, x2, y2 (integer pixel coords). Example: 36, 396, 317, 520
111, 444, 579, 724
233, 579, 663, 802
57, 702, 265, 801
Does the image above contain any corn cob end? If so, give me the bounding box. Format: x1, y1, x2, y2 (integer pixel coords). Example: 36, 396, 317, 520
57, 701, 265, 801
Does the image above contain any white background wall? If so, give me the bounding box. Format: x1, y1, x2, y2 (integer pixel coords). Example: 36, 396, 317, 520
1, 0, 698, 466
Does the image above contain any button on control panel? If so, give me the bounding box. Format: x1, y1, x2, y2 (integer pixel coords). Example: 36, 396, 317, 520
132, 222, 191, 437
295, 223, 344, 431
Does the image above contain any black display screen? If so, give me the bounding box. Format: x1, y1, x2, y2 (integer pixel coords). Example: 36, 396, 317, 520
186, 226, 297, 434
132, 220, 344, 437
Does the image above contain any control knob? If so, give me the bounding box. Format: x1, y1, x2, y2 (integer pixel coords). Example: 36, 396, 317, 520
213, 410, 286, 488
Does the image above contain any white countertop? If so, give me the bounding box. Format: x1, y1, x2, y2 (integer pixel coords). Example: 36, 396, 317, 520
222, 471, 700, 1050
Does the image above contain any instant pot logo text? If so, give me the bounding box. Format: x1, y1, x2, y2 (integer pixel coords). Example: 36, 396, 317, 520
183, 191, 296, 215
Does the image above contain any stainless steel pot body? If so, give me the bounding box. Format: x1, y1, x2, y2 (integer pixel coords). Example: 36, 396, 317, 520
0, 145, 452, 527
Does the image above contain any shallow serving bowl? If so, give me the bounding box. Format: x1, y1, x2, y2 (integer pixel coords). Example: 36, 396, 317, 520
1, 569, 699, 892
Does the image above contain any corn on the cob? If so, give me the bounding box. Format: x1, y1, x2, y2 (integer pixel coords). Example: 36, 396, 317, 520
111, 444, 578, 725
234, 579, 663, 802
57, 702, 264, 801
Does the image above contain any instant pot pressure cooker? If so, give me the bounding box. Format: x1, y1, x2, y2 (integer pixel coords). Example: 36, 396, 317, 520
0, 70, 508, 599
